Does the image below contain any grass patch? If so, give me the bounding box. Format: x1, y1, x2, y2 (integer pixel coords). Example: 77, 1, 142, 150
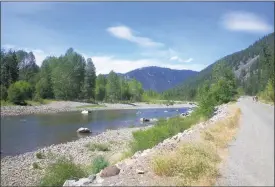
1, 100, 15, 106
76, 104, 105, 109
152, 142, 220, 186
202, 107, 241, 148
85, 142, 110, 152
91, 156, 109, 174
36, 152, 44, 159
40, 157, 87, 187
33, 162, 41, 169
150, 105, 242, 186
130, 111, 204, 153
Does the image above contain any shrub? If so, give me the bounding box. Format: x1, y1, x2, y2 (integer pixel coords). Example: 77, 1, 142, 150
7, 81, 32, 104
33, 162, 40, 169
36, 152, 44, 159
40, 157, 86, 187
85, 143, 109, 152
0, 85, 8, 100
91, 156, 109, 174
130, 113, 201, 153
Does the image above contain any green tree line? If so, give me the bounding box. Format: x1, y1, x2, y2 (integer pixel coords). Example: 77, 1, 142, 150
1, 48, 144, 104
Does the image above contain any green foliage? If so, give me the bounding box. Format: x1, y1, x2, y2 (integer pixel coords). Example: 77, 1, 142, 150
142, 90, 160, 102
1, 50, 19, 88
51, 49, 86, 100
36, 152, 44, 159
32, 162, 40, 169
0, 85, 8, 100
82, 58, 96, 101
259, 79, 274, 102
128, 79, 143, 102
91, 156, 109, 174
106, 71, 121, 102
130, 114, 200, 153
95, 74, 107, 101
40, 157, 86, 187
7, 81, 32, 104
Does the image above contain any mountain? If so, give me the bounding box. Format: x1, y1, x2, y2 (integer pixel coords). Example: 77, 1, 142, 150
163, 32, 274, 100
104, 67, 198, 92
123, 66, 198, 92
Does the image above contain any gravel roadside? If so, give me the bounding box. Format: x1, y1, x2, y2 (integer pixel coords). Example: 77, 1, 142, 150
216, 97, 274, 186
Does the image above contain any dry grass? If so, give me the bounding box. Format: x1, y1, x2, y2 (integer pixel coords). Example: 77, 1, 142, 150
202, 106, 241, 148
151, 104, 242, 186
85, 142, 110, 152
152, 142, 220, 186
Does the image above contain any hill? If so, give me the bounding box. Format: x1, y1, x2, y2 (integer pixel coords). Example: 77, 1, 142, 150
106, 66, 198, 92
163, 32, 274, 100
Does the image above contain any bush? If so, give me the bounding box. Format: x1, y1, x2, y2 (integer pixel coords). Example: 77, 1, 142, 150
40, 157, 86, 187
36, 152, 44, 159
91, 156, 109, 174
259, 79, 274, 102
33, 162, 40, 169
0, 85, 8, 100
130, 113, 201, 153
7, 81, 32, 104
85, 143, 109, 152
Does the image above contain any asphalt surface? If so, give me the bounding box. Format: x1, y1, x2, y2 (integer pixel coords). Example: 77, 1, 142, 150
216, 97, 274, 186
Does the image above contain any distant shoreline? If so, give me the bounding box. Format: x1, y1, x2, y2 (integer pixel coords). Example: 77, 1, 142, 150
0, 101, 196, 117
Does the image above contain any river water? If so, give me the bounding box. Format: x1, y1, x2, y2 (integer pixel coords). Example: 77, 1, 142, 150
1, 107, 188, 156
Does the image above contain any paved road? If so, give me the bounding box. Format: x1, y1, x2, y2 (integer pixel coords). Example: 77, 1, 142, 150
216, 97, 274, 186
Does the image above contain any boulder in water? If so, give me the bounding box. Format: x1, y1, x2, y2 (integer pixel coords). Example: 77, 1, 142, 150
76, 127, 91, 133
140, 118, 150, 122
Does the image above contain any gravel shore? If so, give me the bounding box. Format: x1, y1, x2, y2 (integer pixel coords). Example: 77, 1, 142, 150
1, 101, 195, 117
0, 101, 196, 186
0, 126, 151, 186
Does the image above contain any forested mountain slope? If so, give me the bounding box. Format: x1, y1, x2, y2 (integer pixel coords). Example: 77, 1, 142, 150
163, 32, 274, 100
121, 67, 198, 92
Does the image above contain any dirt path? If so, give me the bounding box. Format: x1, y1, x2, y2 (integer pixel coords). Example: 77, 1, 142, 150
216, 97, 274, 186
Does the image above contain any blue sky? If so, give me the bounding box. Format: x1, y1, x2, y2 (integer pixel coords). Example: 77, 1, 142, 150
1, 2, 274, 74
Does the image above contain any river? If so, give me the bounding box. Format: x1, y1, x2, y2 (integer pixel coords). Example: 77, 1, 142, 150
1, 107, 188, 156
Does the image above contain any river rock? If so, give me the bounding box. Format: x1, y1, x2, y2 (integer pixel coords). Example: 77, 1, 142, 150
100, 165, 120, 177
136, 169, 145, 174
140, 118, 150, 122
76, 127, 91, 133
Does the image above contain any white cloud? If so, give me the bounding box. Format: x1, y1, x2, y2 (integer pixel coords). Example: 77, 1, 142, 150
170, 56, 193, 63
170, 56, 179, 61
107, 25, 164, 48
183, 58, 193, 63
89, 55, 202, 75
221, 11, 273, 33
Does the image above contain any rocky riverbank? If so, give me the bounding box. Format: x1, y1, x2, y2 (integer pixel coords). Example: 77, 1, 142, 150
1, 103, 227, 187
64, 104, 230, 186
0, 126, 151, 186
0, 101, 195, 117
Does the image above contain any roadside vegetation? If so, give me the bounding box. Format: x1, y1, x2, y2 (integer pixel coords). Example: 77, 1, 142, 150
40, 157, 87, 187
151, 105, 241, 186
85, 142, 110, 152
129, 62, 238, 154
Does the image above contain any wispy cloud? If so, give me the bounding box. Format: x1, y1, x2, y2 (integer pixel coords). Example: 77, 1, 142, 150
221, 11, 273, 33
170, 56, 193, 63
107, 25, 164, 48
89, 55, 202, 75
